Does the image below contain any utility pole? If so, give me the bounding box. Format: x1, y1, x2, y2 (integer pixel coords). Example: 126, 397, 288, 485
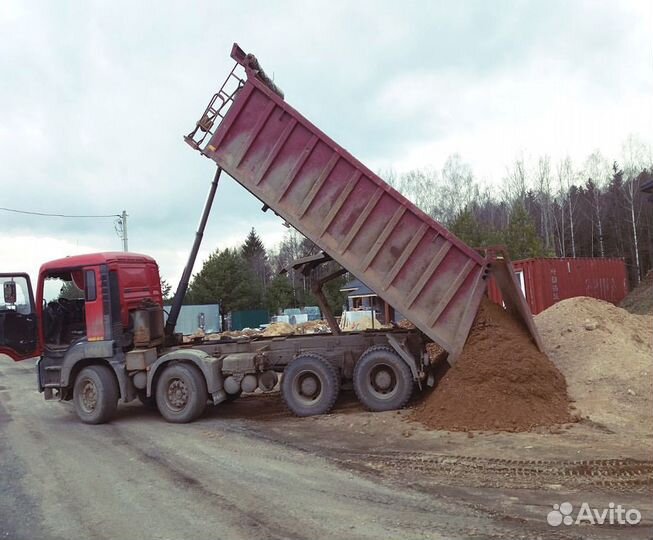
121, 210, 128, 252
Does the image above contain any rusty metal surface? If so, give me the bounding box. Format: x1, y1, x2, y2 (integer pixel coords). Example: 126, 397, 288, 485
187, 44, 491, 362
487, 257, 629, 315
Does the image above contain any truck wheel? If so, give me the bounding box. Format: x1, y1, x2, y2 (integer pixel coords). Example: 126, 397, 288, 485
282, 354, 339, 417
353, 346, 414, 412
73, 365, 119, 424
155, 363, 208, 423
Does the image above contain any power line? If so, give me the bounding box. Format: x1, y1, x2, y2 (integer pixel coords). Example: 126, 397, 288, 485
0, 206, 120, 218
0, 205, 129, 252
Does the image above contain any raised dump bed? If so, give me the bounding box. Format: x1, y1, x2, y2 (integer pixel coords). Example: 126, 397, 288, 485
186, 44, 540, 363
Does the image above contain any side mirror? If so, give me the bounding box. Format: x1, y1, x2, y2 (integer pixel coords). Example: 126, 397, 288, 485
3, 281, 17, 304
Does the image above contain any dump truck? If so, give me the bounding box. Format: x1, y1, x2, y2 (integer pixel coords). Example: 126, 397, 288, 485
0, 44, 542, 424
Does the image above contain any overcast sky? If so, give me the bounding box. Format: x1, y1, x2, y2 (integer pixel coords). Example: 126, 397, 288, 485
1, 0, 651, 286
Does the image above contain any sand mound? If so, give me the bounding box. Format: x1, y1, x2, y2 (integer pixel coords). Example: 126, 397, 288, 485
620, 271, 653, 315
262, 322, 295, 337
294, 320, 331, 334
535, 296, 653, 433
397, 319, 415, 329
410, 299, 571, 432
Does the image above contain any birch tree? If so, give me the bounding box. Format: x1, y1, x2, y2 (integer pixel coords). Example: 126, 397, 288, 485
440, 154, 478, 225
396, 167, 442, 220
503, 155, 528, 207
583, 151, 610, 257
535, 155, 554, 253
621, 136, 651, 283
557, 156, 577, 257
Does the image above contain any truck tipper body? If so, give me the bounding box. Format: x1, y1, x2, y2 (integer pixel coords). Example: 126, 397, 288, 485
186, 44, 541, 364
0, 44, 541, 425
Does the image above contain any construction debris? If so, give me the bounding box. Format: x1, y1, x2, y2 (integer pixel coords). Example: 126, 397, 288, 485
410, 299, 571, 432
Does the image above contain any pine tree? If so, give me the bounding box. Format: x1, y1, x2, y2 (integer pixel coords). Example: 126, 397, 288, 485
449, 207, 489, 247
504, 202, 544, 259
187, 248, 262, 313
241, 228, 270, 297
265, 274, 294, 314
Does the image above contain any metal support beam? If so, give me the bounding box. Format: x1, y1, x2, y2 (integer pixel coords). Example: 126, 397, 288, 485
165, 167, 222, 339
311, 268, 347, 336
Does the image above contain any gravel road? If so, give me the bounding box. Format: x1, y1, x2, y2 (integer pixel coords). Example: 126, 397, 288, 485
1, 358, 650, 540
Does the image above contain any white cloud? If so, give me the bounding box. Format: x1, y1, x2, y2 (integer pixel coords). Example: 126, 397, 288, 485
0, 0, 651, 291
0, 235, 98, 284
371, 53, 652, 183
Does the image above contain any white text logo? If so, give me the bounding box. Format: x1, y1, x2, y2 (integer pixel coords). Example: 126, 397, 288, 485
547, 502, 641, 526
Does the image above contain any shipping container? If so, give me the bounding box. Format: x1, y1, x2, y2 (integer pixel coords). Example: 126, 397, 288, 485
487, 258, 628, 314
230, 309, 269, 331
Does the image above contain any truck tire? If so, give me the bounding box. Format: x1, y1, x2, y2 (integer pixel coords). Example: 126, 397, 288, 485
282, 354, 339, 417
353, 346, 414, 412
155, 363, 208, 423
73, 365, 119, 424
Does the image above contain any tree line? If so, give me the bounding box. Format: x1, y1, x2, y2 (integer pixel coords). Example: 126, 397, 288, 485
170, 228, 348, 316
165, 135, 651, 313
384, 135, 652, 285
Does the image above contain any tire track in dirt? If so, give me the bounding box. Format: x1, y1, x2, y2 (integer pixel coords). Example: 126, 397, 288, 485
332, 451, 653, 492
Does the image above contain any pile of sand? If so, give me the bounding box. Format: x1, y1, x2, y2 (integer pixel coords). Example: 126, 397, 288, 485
262, 322, 295, 337
410, 299, 571, 432
262, 320, 332, 336
221, 328, 261, 338
535, 296, 653, 433
295, 320, 331, 334
397, 319, 415, 330
340, 311, 391, 331
187, 320, 334, 340
620, 271, 653, 315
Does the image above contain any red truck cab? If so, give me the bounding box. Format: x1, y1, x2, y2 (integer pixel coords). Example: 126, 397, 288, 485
1, 252, 162, 360
1, 252, 164, 416
36, 252, 163, 348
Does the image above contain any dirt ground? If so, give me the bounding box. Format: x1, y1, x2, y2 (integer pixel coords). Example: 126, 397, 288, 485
2, 358, 651, 540
2, 297, 652, 538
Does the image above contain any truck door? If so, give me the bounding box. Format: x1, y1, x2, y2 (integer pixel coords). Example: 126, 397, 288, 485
82, 266, 105, 341
0, 273, 40, 361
